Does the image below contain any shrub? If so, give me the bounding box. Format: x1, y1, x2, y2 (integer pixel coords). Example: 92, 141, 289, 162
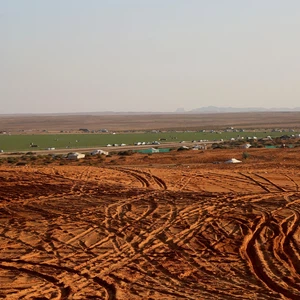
7, 158, 17, 164
118, 150, 134, 156
26, 151, 36, 155
242, 152, 250, 159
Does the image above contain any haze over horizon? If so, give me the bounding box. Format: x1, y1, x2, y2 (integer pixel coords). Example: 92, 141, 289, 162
1, 1, 300, 114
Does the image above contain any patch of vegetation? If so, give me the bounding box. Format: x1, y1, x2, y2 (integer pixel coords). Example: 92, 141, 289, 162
26, 151, 36, 155
118, 150, 134, 156
7, 157, 17, 164
212, 143, 227, 149
242, 152, 250, 159
1, 131, 300, 152
97, 154, 106, 160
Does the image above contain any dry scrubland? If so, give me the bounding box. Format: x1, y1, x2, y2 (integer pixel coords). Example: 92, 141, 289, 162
1, 147, 300, 299
1, 112, 300, 132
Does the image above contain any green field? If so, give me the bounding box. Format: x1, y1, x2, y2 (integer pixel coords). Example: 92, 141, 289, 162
0, 131, 298, 152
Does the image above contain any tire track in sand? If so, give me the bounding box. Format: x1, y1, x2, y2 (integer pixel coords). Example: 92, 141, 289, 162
240, 212, 300, 299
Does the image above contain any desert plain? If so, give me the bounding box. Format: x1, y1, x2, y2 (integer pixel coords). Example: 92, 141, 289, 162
1, 112, 300, 299
1, 146, 300, 300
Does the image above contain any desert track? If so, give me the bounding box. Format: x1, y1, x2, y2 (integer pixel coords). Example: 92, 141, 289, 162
1, 164, 300, 299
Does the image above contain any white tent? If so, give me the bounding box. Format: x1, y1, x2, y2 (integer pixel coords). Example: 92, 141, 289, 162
241, 143, 251, 149
91, 149, 109, 156
225, 158, 242, 164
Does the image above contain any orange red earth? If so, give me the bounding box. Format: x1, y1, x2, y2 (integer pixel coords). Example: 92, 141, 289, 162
1, 148, 300, 299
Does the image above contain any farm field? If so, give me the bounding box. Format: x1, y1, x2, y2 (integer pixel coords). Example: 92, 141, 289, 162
1, 112, 300, 152
0, 131, 299, 152
1, 148, 300, 299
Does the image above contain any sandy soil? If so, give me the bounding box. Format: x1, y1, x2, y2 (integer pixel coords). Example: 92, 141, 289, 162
1, 148, 300, 299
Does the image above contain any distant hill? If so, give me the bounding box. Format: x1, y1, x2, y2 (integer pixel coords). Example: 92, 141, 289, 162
181, 106, 300, 113
2, 107, 300, 117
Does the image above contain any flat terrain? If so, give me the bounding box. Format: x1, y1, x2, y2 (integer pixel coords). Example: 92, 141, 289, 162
1, 111, 300, 132
1, 148, 300, 299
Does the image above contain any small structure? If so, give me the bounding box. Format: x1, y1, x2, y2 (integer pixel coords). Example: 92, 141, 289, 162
225, 158, 242, 164
178, 146, 189, 151
192, 145, 206, 150
136, 148, 171, 154
241, 143, 251, 149
158, 148, 171, 153
91, 149, 109, 156
137, 148, 160, 154
67, 152, 85, 160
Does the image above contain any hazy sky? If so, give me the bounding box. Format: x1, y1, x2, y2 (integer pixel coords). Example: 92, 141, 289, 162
1, 1, 300, 114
